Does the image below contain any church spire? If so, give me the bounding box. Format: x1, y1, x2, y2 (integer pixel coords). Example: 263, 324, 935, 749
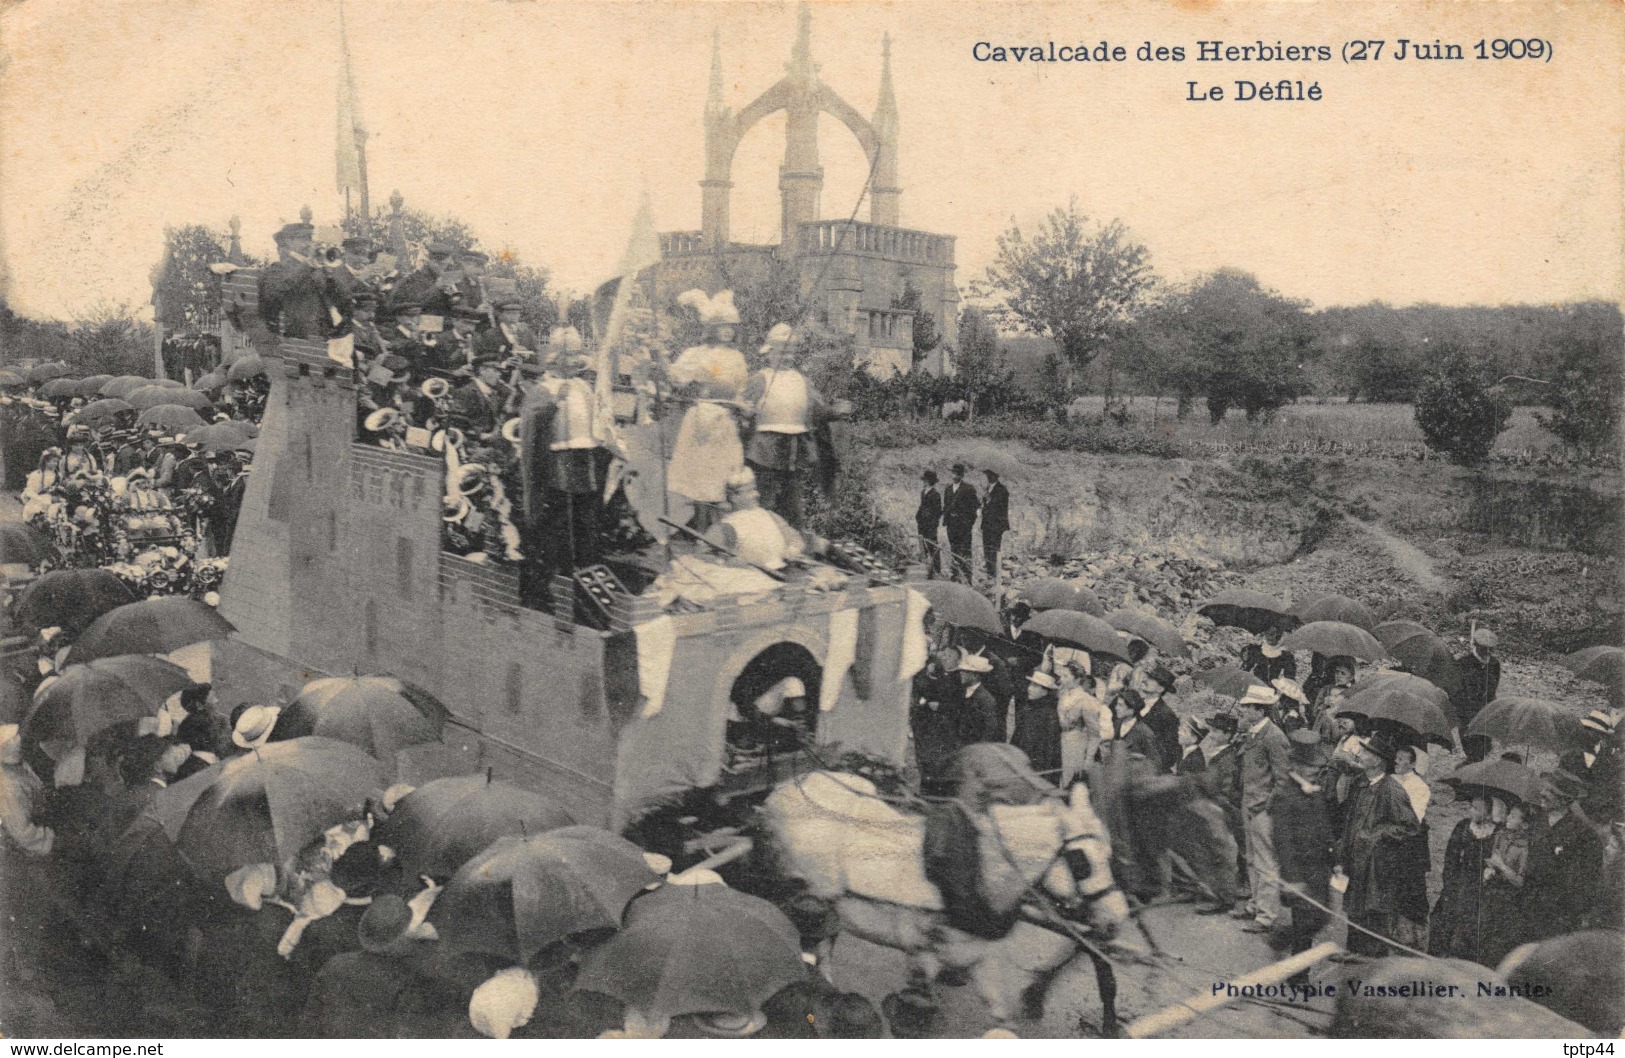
870, 32, 901, 227
706, 27, 726, 118
787, 1, 817, 81
873, 32, 898, 137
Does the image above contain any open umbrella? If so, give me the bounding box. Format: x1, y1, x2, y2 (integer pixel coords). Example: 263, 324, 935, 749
912, 582, 1000, 634
374, 774, 577, 880
0, 370, 26, 387
152, 378, 186, 389
1346, 671, 1452, 711
273, 675, 450, 762
1335, 687, 1454, 744
25, 362, 72, 383
179, 422, 255, 454
98, 375, 152, 399
1198, 588, 1298, 635
1440, 758, 1541, 808
65, 597, 236, 665
135, 404, 206, 432
573, 882, 804, 1023
1293, 593, 1378, 632
1018, 578, 1105, 617
127, 386, 209, 410
1019, 608, 1131, 662
13, 568, 139, 633
36, 377, 82, 399
154, 736, 387, 880
431, 826, 660, 962
192, 370, 228, 392
1467, 696, 1586, 751
1193, 664, 1269, 699
75, 375, 115, 397
227, 354, 266, 382
1564, 646, 1625, 706
23, 656, 193, 750
0, 522, 51, 566
1280, 621, 1386, 662
70, 397, 135, 424
1105, 608, 1188, 657
1373, 621, 1463, 696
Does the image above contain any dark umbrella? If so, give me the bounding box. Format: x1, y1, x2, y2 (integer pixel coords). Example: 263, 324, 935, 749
227, 354, 266, 382
1280, 621, 1386, 662
1018, 578, 1105, 617
1105, 608, 1189, 657
1193, 664, 1269, 699
0, 370, 26, 387
23, 656, 193, 749
127, 386, 210, 410
430, 826, 660, 962
0, 522, 52, 566
1198, 588, 1298, 635
374, 774, 577, 880
96, 811, 204, 926
192, 370, 228, 392
1467, 696, 1587, 751
1440, 758, 1541, 808
1373, 621, 1463, 697
25, 362, 72, 383
36, 377, 82, 398
1564, 646, 1625, 706
99, 375, 153, 399
573, 882, 804, 1022
152, 378, 186, 389
14, 568, 139, 633
1293, 593, 1379, 632
179, 422, 255, 454
75, 375, 115, 398
154, 736, 387, 880
135, 404, 206, 432
912, 582, 1000, 634
65, 597, 236, 665
1346, 671, 1452, 711
273, 675, 449, 762
1019, 608, 1131, 662
1335, 688, 1454, 745
70, 397, 135, 424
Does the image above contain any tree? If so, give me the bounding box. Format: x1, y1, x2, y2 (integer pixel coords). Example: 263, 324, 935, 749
1414, 351, 1513, 464
67, 302, 157, 377
951, 306, 1014, 420
1536, 324, 1624, 461
977, 199, 1154, 396
892, 280, 940, 366
152, 225, 235, 336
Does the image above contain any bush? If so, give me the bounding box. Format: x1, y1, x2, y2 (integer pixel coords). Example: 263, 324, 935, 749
806, 457, 909, 562
1414, 355, 1513, 465
1537, 368, 1623, 463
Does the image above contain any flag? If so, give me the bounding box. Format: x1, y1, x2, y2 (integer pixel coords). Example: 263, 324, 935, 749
591, 196, 662, 454
335, 5, 366, 199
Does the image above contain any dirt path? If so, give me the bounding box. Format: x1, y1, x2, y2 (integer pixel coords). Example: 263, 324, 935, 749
1350, 518, 1450, 595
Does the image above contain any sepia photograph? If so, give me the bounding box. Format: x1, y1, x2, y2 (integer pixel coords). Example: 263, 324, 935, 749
0, 0, 1620, 1042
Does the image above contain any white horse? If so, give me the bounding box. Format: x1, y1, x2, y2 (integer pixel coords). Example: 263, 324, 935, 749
759, 770, 1140, 1034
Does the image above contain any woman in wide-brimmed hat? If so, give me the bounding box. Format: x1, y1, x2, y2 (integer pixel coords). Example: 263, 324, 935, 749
1011, 669, 1062, 778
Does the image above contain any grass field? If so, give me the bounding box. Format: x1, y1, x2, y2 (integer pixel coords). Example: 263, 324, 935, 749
853, 399, 1578, 464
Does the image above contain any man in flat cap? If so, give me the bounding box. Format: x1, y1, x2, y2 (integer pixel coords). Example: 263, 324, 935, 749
390, 240, 462, 316
258, 222, 352, 340
450, 357, 511, 440
474, 298, 540, 364
456, 249, 489, 307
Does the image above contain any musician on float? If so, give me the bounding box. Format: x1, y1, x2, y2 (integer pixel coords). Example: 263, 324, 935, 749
518, 327, 612, 573
257, 222, 352, 340
350, 292, 387, 365
707, 466, 826, 574
741, 322, 842, 527
449, 356, 512, 440
663, 289, 748, 526
389, 239, 463, 316
335, 236, 379, 298
474, 297, 540, 363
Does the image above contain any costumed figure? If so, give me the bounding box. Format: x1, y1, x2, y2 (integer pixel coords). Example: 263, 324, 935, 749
741, 323, 844, 527
662, 290, 748, 526
708, 467, 822, 573
518, 327, 613, 576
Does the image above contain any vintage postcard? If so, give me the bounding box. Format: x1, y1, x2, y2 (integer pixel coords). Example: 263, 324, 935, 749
0, 0, 1620, 1043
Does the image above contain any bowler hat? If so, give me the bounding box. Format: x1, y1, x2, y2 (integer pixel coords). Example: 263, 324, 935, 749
1359, 731, 1400, 764
358, 894, 412, 952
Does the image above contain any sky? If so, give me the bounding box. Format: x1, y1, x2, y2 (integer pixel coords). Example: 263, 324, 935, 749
1, 0, 1620, 322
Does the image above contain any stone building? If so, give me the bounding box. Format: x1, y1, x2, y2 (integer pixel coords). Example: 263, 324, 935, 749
654, 6, 957, 376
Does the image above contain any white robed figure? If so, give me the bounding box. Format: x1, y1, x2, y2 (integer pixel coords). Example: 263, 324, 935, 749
663, 289, 747, 516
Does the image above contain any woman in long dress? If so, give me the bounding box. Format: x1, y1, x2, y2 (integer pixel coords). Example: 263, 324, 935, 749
1427, 793, 1498, 961
1056, 661, 1109, 785
663, 291, 748, 522
1477, 800, 1530, 967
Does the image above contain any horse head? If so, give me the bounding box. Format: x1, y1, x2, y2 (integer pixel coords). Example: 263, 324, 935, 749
1053, 781, 1133, 941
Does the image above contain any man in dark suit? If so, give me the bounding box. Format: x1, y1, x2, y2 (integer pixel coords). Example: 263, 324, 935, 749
941, 463, 980, 584
473, 298, 541, 363
1522, 768, 1605, 944
257, 223, 351, 339
449, 358, 511, 439
1236, 687, 1294, 931
1132, 663, 1181, 771
389, 240, 462, 316
980, 469, 1010, 586
914, 469, 943, 577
